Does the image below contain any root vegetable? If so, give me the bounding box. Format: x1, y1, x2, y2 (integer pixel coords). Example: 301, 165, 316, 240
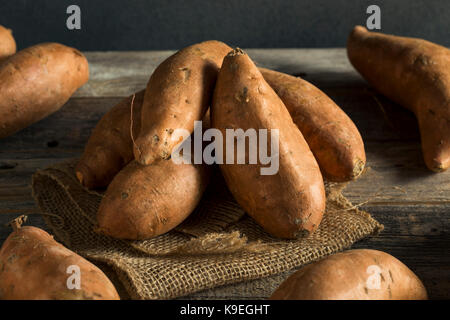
212, 48, 326, 239
96, 158, 210, 240
270, 249, 428, 300
76, 90, 144, 189
0, 42, 89, 139
0, 25, 16, 61
347, 26, 450, 172
133, 40, 231, 165
0, 216, 120, 300
261, 68, 366, 181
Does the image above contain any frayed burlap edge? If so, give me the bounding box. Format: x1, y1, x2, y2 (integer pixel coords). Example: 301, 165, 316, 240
31, 159, 383, 299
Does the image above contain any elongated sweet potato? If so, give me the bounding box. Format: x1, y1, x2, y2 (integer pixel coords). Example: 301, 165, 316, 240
212, 48, 326, 239
133, 40, 231, 165
0, 217, 120, 300
76, 90, 144, 189
76, 93, 211, 189
347, 26, 450, 172
96, 158, 210, 240
270, 249, 427, 300
261, 68, 366, 181
0, 42, 89, 139
0, 25, 16, 61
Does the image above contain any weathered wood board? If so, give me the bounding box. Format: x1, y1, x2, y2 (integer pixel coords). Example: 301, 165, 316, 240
0, 49, 449, 299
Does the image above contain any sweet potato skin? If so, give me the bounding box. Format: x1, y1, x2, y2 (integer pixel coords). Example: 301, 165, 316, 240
347, 26, 450, 172
261, 68, 366, 181
212, 49, 326, 239
76, 90, 144, 189
0, 25, 16, 61
270, 249, 427, 300
133, 40, 231, 165
0, 226, 120, 300
0, 42, 89, 139
96, 159, 210, 240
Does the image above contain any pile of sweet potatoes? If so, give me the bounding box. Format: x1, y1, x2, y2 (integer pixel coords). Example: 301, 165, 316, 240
3, 24, 443, 299
74, 41, 367, 241
74, 29, 444, 299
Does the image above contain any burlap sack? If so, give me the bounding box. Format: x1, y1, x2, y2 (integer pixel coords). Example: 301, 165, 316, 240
31, 159, 383, 300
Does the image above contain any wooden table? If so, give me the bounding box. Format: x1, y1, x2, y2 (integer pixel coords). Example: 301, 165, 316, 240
0, 49, 449, 299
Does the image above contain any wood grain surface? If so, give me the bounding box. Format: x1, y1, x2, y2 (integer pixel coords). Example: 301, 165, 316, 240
0, 49, 448, 299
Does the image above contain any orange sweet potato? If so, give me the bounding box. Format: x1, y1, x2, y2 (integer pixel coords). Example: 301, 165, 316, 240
212, 49, 326, 239
261, 68, 366, 181
270, 249, 427, 300
0, 42, 89, 139
0, 217, 120, 300
347, 26, 450, 172
133, 40, 231, 165
76, 90, 144, 189
96, 157, 210, 240
0, 25, 16, 61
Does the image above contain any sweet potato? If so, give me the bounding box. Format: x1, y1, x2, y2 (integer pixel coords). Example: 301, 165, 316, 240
261, 68, 366, 181
347, 26, 450, 172
76, 93, 212, 189
133, 40, 231, 165
76, 90, 144, 189
0, 25, 16, 61
96, 157, 210, 240
212, 48, 326, 239
0, 217, 120, 300
270, 249, 427, 300
0, 42, 89, 139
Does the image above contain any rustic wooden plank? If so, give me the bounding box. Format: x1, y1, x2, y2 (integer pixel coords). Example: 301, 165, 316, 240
0, 98, 125, 153
0, 89, 421, 155
182, 240, 450, 300
2, 141, 448, 211
75, 49, 363, 98
344, 143, 450, 204
0, 49, 449, 300
0, 207, 448, 299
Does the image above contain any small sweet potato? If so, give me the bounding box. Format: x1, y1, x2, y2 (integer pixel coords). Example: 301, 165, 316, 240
133, 40, 231, 165
347, 26, 450, 172
0, 218, 120, 300
212, 48, 326, 239
261, 68, 366, 181
76, 90, 144, 189
0, 42, 89, 139
96, 158, 210, 240
0, 25, 16, 61
270, 249, 427, 300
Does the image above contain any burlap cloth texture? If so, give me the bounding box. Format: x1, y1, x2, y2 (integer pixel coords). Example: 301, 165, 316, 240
31, 159, 383, 299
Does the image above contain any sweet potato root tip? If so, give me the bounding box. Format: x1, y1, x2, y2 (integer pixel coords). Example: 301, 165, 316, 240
352, 158, 365, 179
75, 171, 84, 185
228, 47, 245, 57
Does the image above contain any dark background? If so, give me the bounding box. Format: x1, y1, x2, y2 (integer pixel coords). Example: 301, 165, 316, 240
1, 0, 449, 51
